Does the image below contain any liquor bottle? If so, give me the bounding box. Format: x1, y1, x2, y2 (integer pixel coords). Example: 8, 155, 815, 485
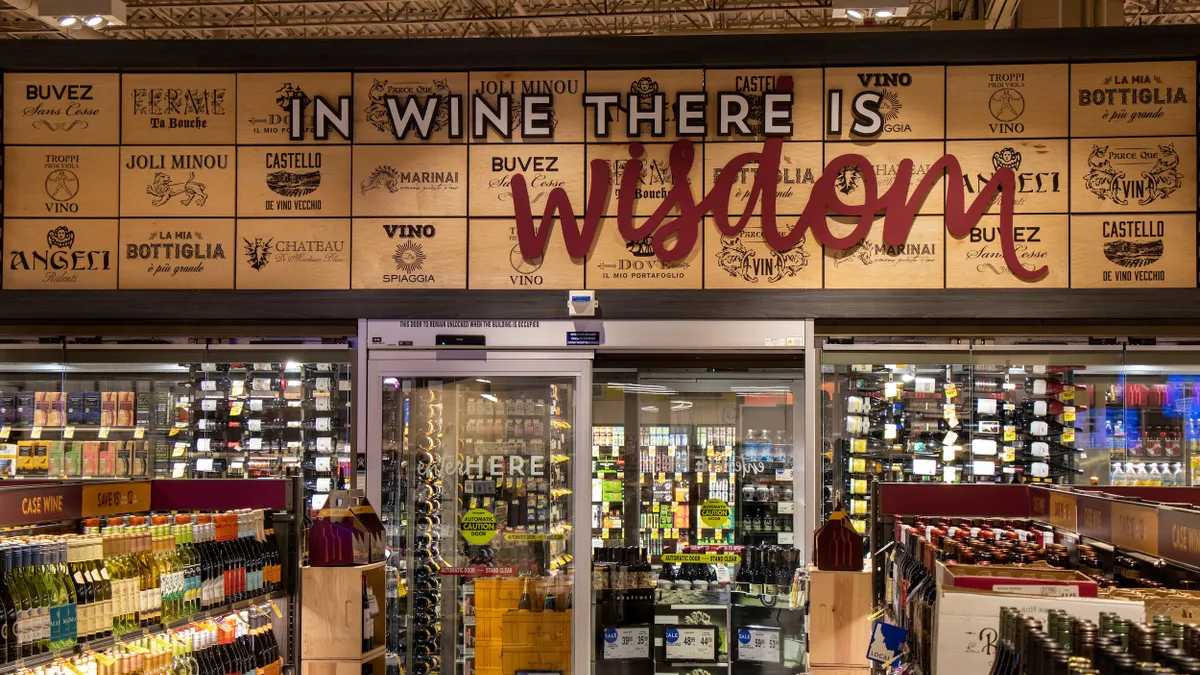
516, 577, 532, 613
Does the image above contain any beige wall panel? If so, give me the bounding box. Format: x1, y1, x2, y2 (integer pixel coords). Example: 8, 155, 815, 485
4, 146, 119, 218
945, 64, 1069, 139
237, 146, 351, 217
3, 218, 118, 289
585, 142, 701, 217
3, 74, 120, 145
1070, 213, 1197, 288
945, 139, 1069, 214
1070, 61, 1196, 137
585, 218, 702, 289
120, 147, 236, 217
823, 215, 945, 289
353, 145, 467, 217
467, 219, 584, 289
237, 73, 351, 144
351, 218, 467, 289
1069, 136, 1196, 213
703, 217, 823, 289
468, 145, 585, 217
121, 74, 236, 145
235, 218, 349, 289
703, 141, 823, 216
824, 67, 945, 141
352, 72, 468, 144
823, 141, 947, 215
584, 69, 703, 142
704, 68, 824, 142
945, 214, 1070, 288
468, 71, 585, 143
118, 218, 235, 289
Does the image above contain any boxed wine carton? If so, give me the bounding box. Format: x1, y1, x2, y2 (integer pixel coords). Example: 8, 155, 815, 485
33, 392, 49, 427
309, 490, 371, 566
349, 492, 387, 563
117, 391, 134, 427
100, 392, 117, 427
933, 586, 1144, 674
47, 392, 65, 427
15, 393, 34, 426
83, 392, 101, 425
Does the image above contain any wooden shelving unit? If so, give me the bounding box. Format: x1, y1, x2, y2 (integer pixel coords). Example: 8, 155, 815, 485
301, 562, 387, 675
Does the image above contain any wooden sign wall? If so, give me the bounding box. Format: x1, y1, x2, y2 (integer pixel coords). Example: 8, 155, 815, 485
1, 62, 1196, 290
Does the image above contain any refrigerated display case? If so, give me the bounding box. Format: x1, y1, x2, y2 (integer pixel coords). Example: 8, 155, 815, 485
0, 339, 353, 514
369, 352, 590, 675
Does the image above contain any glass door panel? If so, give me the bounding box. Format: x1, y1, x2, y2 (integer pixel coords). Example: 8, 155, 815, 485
380, 373, 577, 675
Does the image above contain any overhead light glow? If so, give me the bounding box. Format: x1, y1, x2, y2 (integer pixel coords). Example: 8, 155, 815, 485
875, 9, 893, 18
480, 393, 499, 403
846, 8, 865, 20
476, 378, 491, 384
84, 14, 105, 26
58, 15, 78, 26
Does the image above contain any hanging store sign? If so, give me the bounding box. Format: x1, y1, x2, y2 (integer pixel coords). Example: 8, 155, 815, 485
1, 60, 1196, 290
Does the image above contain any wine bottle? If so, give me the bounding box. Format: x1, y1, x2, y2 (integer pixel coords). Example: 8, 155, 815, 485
362, 575, 373, 653
516, 577, 532, 613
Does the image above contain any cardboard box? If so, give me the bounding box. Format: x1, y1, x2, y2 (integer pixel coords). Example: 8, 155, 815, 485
935, 560, 1098, 597
933, 586, 1143, 675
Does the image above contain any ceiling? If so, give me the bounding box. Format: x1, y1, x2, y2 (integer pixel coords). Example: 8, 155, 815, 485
0, 0, 1194, 40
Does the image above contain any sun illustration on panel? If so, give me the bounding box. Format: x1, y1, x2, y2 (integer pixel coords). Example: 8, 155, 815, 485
393, 242, 427, 273
877, 89, 903, 121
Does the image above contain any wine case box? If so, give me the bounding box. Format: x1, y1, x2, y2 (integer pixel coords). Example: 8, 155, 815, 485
501, 609, 572, 644
934, 560, 1098, 597
501, 645, 571, 675
933, 586, 1144, 675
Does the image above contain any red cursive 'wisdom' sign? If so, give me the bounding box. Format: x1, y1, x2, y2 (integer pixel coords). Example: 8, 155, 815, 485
510, 78, 1046, 282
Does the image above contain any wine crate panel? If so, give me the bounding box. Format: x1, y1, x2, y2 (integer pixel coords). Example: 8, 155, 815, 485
702, 217, 823, 289
352, 144, 467, 217
824, 67, 945, 141
584, 69, 703, 142
945, 214, 1070, 289
237, 145, 352, 217
3, 73, 120, 145
704, 68, 824, 142
823, 141, 947, 215
944, 139, 1069, 215
234, 218, 349, 289
119, 146, 236, 218
822, 215, 945, 289
351, 217, 467, 290
467, 218, 584, 290
1068, 136, 1196, 214
237, 72, 352, 145
468, 145, 585, 217
945, 64, 1069, 140
118, 218, 235, 289
351, 72, 469, 144
467, 71, 585, 143
4, 145, 120, 218
585, 217, 703, 290
121, 74, 236, 145
1070, 213, 1198, 289
1070, 61, 1196, 138
3, 218, 118, 289
585, 142, 702, 217
703, 141, 823, 216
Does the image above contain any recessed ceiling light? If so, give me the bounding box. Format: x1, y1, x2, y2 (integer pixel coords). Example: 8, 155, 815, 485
85, 14, 105, 26
875, 9, 893, 18
58, 15, 78, 26
846, 8, 865, 20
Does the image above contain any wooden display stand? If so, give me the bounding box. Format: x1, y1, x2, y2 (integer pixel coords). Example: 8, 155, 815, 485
301, 562, 387, 675
807, 567, 872, 674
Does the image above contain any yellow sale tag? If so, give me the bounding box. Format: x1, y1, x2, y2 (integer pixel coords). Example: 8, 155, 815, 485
945, 383, 958, 399
1062, 430, 1076, 444
0, 427, 10, 440
943, 404, 956, 420
851, 438, 867, 454
98, 426, 110, 439
169, 426, 180, 436
64, 426, 75, 439
1060, 387, 1075, 402
134, 427, 145, 439
1003, 426, 1017, 442
30, 427, 41, 440
1002, 447, 1016, 462
1063, 408, 1076, 423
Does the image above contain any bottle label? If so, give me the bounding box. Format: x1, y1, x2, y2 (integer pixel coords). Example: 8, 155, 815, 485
38, 607, 49, 643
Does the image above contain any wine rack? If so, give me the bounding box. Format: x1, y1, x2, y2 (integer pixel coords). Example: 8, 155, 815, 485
411, 386, 444, 675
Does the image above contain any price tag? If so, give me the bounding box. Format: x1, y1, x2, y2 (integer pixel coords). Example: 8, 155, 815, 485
777, 532, 795, 545
943, 431, 958, 447
664, 626, 717, 662
0, 427, 10, 440
777, 501, 794, 514
171, 462, 186, 478
1062, 430, 1076, 444
64, 426, 75, 439
98, 427, 110, 439
1060, 386, 1075, 402
942, 404, 956, 420
602, 626, 650, 660
172, 443, 187, 458
736, 627, 782, 664
1063, 407, 1076, 423
134, 427, 145, 439
883, 382, 898, 399
944, 383, 958, 399
1003, 426, 1016, 442
30, 427, 42, 439
884, 424, 897, 440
